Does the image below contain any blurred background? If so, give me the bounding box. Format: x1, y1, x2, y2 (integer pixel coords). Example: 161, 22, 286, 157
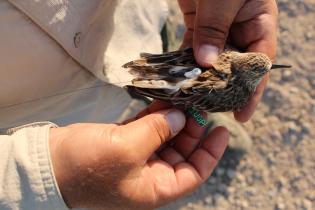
157, 0, 315, 210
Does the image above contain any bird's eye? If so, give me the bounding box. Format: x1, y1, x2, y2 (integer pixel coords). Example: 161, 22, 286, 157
257, 67, 268, 74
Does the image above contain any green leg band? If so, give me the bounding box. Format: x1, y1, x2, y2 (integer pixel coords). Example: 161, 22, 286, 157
187, 107, 207, 127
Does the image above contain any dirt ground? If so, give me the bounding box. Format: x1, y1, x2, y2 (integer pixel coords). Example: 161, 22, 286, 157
159, 0, 315, 210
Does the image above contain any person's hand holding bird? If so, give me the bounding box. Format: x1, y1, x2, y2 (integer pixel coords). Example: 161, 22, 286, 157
125, 0, 288, 122
178, 0, 280, 121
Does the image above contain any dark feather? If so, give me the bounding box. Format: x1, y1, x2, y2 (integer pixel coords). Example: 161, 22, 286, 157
123, 48, 257, 112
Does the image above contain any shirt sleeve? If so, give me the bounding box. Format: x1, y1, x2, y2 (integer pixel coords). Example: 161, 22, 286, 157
0, 123, 69, 210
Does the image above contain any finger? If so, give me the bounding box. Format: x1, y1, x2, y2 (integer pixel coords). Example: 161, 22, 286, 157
181, 30, 194, 49
231, 1, 277, 122
145, 127, 228, 204
173, 112, 207, 158
194, 0, 246, 66
178, 0, 196, 28
248, 0, 278, 60
119, 109, 186, 159
247, 33, 277, 61
177, 0, 196, 32
188, 126, 229, 179
182, 112, 207, 138
233, 0, 278, 23
171, 126, 229, 196
234, 74, 269, 122
123, 100, 172, 124
136, 100, 172, 119
230, 0, 278, 59
231, 15, 277, 60
148, 153, 160, 161
159, 147, 185, 166
178, 0, 196, 48
178, 0, 196, 14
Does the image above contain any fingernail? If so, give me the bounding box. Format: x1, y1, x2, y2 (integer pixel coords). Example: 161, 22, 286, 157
165, 110, 186, 137
197, 45, 219, 65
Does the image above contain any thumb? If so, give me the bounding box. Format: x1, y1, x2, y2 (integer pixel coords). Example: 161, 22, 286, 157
194, 0, 245, 66
119, 109, 186, 159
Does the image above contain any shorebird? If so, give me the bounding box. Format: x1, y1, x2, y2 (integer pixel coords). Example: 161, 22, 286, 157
123, 48, 291, 112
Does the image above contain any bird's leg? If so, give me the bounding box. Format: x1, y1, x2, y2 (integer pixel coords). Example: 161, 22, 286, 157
186, 107, 207, 127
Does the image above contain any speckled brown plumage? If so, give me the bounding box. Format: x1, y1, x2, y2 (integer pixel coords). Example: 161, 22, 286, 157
123, 48, 291, 112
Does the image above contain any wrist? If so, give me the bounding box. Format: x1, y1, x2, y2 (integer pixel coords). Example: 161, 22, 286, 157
49, 127, 79, 208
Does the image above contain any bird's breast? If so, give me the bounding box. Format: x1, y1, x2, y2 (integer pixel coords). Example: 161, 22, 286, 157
195, 80, 253, 112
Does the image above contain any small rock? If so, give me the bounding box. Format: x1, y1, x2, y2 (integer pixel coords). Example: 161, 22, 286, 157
234, 199, 242, 207
228, 195, 235, 203
213, 193, 226, 205
302, 122, 311, 133
227, 186, 236, 194
204, 196, 212, 205
283, 69, 292, 78
207, 176, 217, 185
305, 32, 313, 40
278, 176, 288, 186
276, 198, 286, 210
289, 86, 299, 93
268, 116, 281, 125
276, 202, 286, 210
217, 183, 227, 193
186, 202, 194, 208
236, 174, 246, 183
254, 201, 263, 208
245, 188, 257, 197
241, 200, 249, 208
240, 181, 247, 188
268, 190, 276, 197
271, 130, 282, 140
280, 187, 289, 195
227, 169, 236, 179
216, 168, 225, 176
259, 118, 268, 125
302, 198, 312, 210
286, 121, 299, 131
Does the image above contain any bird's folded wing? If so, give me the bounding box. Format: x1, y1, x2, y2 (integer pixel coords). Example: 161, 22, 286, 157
123, 48, 229, 94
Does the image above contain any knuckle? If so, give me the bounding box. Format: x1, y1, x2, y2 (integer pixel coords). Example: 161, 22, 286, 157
196, 22, 229, 41
146, 115, 170, 144
106, 124, 122, 143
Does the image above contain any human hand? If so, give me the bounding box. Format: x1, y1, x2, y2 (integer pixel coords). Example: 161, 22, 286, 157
49, 101, 229, 210
177, 0, 278, 122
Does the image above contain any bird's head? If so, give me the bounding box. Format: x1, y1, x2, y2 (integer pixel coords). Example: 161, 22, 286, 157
229, 52, 291, 80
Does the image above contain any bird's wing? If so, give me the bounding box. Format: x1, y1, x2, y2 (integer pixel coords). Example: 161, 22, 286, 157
123, 48, 199, 90
123, 48, 229, 104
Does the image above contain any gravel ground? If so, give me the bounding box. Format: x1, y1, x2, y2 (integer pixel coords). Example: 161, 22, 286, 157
159, 0, 315, 210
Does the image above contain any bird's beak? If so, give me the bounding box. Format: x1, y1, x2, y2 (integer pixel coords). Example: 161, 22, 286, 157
271, 64, 292, 69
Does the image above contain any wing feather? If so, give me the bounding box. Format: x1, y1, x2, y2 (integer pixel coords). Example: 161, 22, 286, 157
123, 48, 231, 111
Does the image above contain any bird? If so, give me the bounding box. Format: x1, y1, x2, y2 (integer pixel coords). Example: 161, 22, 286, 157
123, 48, 291, 112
